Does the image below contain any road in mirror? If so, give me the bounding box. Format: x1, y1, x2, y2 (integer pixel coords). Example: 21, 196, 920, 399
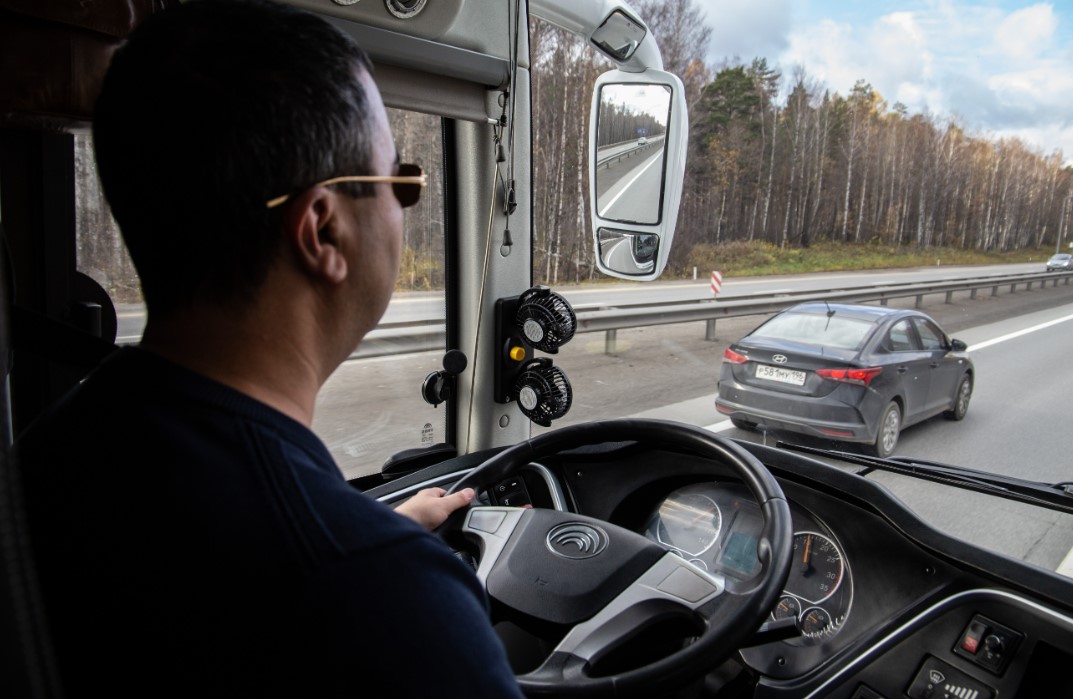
594, 83, 670, 226
596, 228, 659, 275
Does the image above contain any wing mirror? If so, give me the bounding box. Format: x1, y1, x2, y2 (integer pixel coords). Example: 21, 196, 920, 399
589, 70, 687, 280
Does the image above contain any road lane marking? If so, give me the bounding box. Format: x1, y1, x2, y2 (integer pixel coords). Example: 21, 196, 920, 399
966, 312, 1073, 352
599, 153, 662, 214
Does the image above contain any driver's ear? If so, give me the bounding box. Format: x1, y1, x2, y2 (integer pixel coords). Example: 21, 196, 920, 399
282, 187, 349, 284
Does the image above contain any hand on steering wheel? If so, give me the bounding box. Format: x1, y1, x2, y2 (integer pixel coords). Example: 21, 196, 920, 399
439, 419, 793, 697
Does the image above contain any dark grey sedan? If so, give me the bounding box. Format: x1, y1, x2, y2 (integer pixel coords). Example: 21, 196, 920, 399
715, 303, 974, 457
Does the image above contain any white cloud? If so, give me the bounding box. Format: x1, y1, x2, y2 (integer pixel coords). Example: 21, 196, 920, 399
701, 0, 1073, 162
993, 4, 1057, 61
698, 0, 794, 65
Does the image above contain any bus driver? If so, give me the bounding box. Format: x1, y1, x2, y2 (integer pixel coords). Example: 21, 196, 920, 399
16, 1, 523, 696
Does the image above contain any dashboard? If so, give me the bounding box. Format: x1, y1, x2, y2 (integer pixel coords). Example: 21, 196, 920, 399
371, 437, 1073, 698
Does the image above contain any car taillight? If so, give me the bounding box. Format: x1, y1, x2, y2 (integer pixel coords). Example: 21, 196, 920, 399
723, 348, 748, 365
816, 367, 882, 386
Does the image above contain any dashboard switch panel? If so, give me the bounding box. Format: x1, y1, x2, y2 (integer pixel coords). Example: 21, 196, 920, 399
953, 614, 1023, 675
907, 656, 993, 699
491, 476, 533, 508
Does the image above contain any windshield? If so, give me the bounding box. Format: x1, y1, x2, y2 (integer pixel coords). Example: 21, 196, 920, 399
70, 0, 1073, 579
528, 1, 1073, 579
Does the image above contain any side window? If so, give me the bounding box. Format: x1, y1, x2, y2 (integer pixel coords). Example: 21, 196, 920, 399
885, 320, 915, 351
75, 132, 144, 335
913, 318, 946, 351
74, 109, 448, 481
313, 108, 448, 479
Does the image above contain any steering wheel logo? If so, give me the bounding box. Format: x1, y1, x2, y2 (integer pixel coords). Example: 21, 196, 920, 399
546, 523, 609, 559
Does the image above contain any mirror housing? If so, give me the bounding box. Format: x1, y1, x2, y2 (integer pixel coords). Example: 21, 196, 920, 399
589, 69, 688, 280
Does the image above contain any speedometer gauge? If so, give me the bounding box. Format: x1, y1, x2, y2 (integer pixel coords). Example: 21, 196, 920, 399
786, 531, 844, 603
652, 490, 723, 556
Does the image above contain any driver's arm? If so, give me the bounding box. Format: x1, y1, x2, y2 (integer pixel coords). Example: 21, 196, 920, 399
395, 487, 475, 531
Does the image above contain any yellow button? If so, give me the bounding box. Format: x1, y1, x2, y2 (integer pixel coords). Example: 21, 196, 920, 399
509, 346, 526, 362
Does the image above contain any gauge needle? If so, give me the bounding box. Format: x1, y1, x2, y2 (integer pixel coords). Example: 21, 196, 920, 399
802, 534, 813, 573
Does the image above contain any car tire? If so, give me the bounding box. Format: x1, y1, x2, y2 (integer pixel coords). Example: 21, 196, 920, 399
868, 401, 901, 458
943, 374, 972, 421
730, 417, 758, 432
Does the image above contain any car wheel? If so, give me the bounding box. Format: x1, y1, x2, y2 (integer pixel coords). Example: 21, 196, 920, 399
868, 401, 901, 458
944, 374, 972, 420
730, 417, 758, 432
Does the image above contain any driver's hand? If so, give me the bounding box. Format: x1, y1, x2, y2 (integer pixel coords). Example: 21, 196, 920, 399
394, 487, 475, 531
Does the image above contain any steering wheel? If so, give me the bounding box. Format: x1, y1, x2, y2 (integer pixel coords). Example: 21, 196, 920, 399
442, 419, 793, 697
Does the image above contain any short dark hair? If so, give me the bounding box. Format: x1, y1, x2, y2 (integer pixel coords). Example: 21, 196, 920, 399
93, 0, 375, 315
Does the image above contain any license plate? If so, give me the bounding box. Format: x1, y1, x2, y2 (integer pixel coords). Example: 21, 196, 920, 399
755, 364, 806, 386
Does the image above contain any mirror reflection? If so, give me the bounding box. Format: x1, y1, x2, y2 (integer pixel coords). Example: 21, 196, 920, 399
590, 11, 646, 62
595, 83, 671, 225
597, 228, 660, 276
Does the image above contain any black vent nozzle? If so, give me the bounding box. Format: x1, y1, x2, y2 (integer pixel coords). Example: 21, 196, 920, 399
515, 286, 576, 354
513, 358, 572, 427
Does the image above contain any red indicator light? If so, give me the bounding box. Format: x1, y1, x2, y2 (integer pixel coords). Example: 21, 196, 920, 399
816, 367, 882, 386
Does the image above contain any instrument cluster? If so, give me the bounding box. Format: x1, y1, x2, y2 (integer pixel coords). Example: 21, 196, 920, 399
642, 482, 853, 641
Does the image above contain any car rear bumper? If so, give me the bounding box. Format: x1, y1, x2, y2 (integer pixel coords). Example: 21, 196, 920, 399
715, 382, 880, 443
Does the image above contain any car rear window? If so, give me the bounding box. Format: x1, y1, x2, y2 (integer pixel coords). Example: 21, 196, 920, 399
750, 311, 875, 350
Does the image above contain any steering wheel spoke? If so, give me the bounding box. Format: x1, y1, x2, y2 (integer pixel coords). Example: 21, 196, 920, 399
538, 552, 725, 664
461, 507, 528, 585
442, 419, 793, 697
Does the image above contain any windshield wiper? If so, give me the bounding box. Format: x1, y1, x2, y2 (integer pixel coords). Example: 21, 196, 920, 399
777, 442, 1073, 515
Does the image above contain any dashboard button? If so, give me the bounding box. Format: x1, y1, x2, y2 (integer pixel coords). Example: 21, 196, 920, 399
960, 619, 987, 654
907, 656, 993, 699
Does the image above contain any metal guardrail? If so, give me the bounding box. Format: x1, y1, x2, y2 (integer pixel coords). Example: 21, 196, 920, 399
575, 269, 1073, 353
595, 142, 652, 170
352, 270, 1073, 359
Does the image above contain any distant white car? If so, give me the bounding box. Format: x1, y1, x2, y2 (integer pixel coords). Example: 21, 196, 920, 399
1046, 253, 1073, 271
637, 136, 647, 146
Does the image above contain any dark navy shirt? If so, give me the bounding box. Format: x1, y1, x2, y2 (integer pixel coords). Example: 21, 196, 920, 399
17, 347, 522, 697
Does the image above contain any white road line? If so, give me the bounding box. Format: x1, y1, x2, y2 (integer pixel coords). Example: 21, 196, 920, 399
599, 154, 661, 213
966, 312, 1073, 352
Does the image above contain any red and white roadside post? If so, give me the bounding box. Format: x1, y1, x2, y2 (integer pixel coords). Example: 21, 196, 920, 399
710, 270, 723, 297
707, 271, 722, 341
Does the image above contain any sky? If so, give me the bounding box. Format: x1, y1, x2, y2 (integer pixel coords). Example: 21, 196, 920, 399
695, 0, 1073, 164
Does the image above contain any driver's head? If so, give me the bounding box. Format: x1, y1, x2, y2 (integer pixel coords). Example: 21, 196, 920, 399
93, 0, 380, 317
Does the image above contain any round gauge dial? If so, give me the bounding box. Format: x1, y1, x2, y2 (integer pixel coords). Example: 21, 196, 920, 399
654, 491, 722, 557
786, 531, 844, 604
772, 595, 800, 622
800, 606, 832, 635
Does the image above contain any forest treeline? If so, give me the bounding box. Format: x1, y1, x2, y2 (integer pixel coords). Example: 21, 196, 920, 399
530, 0, 1073, 284
77, 0, 1073, 301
